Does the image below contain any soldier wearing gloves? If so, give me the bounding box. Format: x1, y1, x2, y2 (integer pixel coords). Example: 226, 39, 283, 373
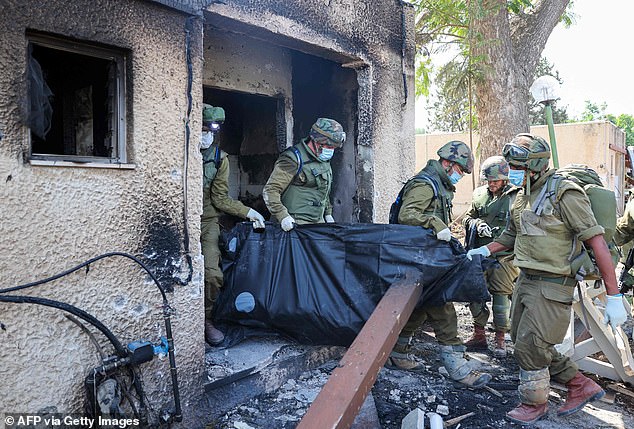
462, 156, 519, 358
387, 141, 492, 389
263, 118, 344, 230
467, 134, 628, 424
200, 104, 266, 345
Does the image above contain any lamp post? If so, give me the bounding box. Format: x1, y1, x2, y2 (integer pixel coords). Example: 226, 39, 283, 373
530, 75, 561, 168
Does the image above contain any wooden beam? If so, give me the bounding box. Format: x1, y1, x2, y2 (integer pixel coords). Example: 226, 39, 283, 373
297, 275, 423, 429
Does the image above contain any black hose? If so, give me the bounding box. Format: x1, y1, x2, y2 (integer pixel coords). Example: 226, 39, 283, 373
0, 252, 167, 301
0, 251, 182, 422
0, 295, 127, 357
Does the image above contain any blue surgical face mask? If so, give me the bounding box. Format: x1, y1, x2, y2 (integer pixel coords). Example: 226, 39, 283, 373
449, 170, 462, 185
508, 169, 525, 186
319, 147, 335, 161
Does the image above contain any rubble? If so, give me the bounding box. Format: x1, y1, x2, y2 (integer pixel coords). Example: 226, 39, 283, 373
205, 304, 634, 428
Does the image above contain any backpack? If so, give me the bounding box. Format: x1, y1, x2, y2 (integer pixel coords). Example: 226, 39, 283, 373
534, 164, 618, 280
388, 172, 440, 224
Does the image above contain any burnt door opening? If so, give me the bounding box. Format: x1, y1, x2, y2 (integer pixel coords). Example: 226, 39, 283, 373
292, 52, 359, 223
203, 87, 284, 228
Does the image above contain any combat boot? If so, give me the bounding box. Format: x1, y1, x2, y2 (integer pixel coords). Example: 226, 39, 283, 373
464, 324, 487, 351
506, 403, 548, 424
385, 351, 426, 371
506, 368, 550, 424
385, 336, 426, 371
439, 344, 491, 388
493, 330, 506, 358
205, 320, 225, 345
557, 372, 605, 416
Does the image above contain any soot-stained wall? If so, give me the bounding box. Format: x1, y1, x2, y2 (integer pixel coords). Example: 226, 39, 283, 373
0, 0, 207, 426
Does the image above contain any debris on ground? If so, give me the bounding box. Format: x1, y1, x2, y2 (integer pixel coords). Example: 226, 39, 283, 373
206, 303, 634, 429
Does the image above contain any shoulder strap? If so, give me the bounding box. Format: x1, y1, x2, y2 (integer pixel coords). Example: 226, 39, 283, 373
413, 172, 439, 198
533, 175, 563, 216
214, 146, 222, 169
289, 146, 303, 178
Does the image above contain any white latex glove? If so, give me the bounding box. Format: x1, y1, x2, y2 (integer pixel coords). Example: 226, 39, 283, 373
246, 208, 265, 230
466, 245, 491, 260
324, 215, 335, 223
603, 294, 628, 329
281, 215, 295, 232
436, 228, 452, 242
476, 222, 493, 238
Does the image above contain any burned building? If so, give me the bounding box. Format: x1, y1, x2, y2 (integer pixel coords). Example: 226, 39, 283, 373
0, 0, 415, 426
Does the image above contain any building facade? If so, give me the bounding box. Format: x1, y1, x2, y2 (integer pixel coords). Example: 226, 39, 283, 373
0, 0, 415, 426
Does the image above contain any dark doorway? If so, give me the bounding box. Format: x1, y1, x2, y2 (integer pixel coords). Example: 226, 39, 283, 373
292, 52, 359, 222
203, 87, 284, 223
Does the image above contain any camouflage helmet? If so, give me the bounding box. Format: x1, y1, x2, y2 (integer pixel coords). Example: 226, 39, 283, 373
502, 133, 550, 173
202, 104, 225, 125
480, 155, 509, 181
437, 140, 474, 174
309, 118, 346, 148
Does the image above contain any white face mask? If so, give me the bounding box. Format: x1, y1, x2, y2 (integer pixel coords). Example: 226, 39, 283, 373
318, 147, 335, 161
201, 131, 214, 149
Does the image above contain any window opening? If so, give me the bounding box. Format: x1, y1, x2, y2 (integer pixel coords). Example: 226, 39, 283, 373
28, 34, 126, 163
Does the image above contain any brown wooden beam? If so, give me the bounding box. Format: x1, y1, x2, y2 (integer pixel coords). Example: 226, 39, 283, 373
297, 274, 423, 429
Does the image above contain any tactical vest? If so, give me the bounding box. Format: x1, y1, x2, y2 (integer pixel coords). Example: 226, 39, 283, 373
201, 145, 225, 220
471, 185, 514, 251
416, 160, 454, 225
511, 170, 585, 276
280, 140, 332, 224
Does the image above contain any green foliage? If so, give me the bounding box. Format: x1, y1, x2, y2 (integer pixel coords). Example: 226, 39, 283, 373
428, 60, 478, 132
529, 58, 570, 126
607, 113, 634, 147
579, 100, 608, 122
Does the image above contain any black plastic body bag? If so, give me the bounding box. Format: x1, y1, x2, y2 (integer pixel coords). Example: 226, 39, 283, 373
213, 222, 490, 346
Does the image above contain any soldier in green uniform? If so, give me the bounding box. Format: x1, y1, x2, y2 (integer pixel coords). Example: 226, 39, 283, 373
615, 197, 634, 290
467, 133, 628, 424
386, 141, 492, 389
200, 104, 266, 345
462, 156, 519, 358
263, 118, 345, 230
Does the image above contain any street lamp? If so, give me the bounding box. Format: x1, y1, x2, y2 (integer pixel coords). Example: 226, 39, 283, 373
530, 75, 561, 168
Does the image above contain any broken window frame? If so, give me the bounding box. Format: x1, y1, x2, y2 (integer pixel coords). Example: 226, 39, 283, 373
27, 33, 127, 165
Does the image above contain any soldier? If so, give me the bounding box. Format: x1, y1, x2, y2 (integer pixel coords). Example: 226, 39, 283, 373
263, 118, 345, 230
386, 140, 492, 389
462, 156, 519, 358
200, 104, 266, 345
614, 197, 634, 292
467, 133, 627, 424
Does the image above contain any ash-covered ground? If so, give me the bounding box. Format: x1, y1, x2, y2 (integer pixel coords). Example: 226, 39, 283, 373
207, 303, 634, 429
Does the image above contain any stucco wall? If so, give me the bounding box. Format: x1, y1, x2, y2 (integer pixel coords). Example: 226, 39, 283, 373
415, 121, 627, 217
0, 0, 206, 425
204, 0, 416, 222
1, 0, 415, 425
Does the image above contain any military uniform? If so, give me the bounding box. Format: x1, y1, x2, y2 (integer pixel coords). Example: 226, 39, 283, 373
396, 159, 462, 345
263, 139, 333, 224
201, 145, 250, 319
495, 168, 604, 383
463, 185, 519, 333
615, 199, 634, 289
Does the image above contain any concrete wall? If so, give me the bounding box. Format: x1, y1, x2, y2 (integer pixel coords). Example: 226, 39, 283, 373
204, 0, 417, 222
0, 0, 206, 425
415, 121, 627, 218
0, 0, 415, 426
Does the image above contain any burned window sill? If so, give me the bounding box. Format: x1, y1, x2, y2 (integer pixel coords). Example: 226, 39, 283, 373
30, 159, 136, 170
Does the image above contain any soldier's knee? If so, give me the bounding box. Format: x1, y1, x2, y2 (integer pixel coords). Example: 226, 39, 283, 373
513, 333, 551, 370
